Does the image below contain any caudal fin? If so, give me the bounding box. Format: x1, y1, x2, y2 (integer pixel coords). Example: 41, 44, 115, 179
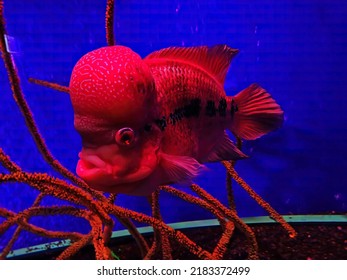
228, 84, 284, 140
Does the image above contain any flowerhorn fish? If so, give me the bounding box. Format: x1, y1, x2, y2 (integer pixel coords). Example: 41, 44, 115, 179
69, 45, 283, 195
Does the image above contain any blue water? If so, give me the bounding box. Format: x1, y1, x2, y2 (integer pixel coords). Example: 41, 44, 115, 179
0, 0, 346, 250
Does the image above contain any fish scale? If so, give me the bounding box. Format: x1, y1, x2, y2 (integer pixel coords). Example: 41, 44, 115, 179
147, 61, 228, 159
69, 44, 283, 194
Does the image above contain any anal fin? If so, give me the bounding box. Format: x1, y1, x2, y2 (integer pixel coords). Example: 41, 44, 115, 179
205, 131, 248, 162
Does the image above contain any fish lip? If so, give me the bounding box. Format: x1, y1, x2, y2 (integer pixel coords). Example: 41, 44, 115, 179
112, 165, 154, 184
78, 152, 107, 169
77, 154, 155, 185
76, 158, 111, 177
77, 146, 160, 189
76, 152, 111, 182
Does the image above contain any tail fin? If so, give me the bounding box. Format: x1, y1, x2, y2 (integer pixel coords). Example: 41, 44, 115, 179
228, 84, 284, 140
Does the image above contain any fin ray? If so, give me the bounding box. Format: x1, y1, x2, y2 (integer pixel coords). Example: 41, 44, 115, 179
145, 45, 239, 85
229, 84, 284, 140
205, 131, 248, 162
159, 152, 205, 184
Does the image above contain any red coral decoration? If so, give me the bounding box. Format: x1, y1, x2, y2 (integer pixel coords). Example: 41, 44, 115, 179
0, 0, 296, 260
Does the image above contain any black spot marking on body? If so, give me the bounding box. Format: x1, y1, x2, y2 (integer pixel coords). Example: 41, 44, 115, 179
153, 98, 202, 130
168, 108, 183, 125
155, 117, 167, 131
230, 99, 239, 115
184, 98, 201, 118
218, 98, 227, 117
206, 100, 217, 117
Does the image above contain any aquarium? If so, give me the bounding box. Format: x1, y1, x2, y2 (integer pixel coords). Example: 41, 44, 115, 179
0, 0, 346, 260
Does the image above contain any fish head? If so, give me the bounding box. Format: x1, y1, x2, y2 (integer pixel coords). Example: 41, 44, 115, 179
69, 46, 163, 194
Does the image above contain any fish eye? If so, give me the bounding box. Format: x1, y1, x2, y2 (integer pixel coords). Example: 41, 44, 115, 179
115, 127, 136, 146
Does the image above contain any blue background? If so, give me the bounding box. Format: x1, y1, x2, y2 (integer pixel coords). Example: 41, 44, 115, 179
0, 0, 346, 250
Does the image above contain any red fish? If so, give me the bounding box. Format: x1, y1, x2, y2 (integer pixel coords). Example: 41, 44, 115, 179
69, 45, 283, 195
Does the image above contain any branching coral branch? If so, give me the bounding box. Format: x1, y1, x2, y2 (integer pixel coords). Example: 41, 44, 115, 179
0, 172, 112, 226
0, 148, 21, 172
223, 161, 297, 238
189, 183, 259, 259
28, 78, 70, 94
148, 191, 172, 259
212, 221, 235, 259
0, 0, 293, 260
105, 202, 213, 259
226, 135, 242, 211
117, 217, 149, 258
0, 1, 102, 201
0, 193, 45, 259
0, 206, 84, 238
105, 0, 115, 46
56, 233, 93, 260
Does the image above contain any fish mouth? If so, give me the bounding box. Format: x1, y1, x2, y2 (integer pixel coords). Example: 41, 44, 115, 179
76, 152, 156, 190
77, 152, 110, 180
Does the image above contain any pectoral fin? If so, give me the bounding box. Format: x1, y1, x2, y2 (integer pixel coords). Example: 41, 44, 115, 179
159, 152, 205, 184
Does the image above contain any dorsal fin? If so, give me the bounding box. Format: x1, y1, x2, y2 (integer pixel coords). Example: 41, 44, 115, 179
145, 45, 239, 85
